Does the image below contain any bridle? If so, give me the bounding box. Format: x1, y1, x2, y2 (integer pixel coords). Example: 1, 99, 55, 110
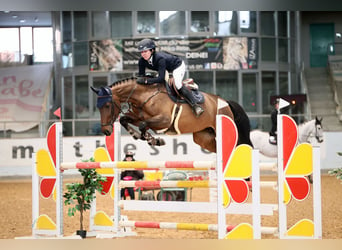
314, 121, 323, 143
100, 95, 122, 128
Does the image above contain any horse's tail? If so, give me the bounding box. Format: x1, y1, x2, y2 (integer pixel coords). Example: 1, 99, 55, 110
226, 100, 254, 148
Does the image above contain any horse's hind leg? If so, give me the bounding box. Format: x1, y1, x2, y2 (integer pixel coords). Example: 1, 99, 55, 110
193, 128, 216, 153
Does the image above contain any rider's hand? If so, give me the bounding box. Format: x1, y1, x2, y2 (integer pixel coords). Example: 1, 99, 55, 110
136, 77, 146, 84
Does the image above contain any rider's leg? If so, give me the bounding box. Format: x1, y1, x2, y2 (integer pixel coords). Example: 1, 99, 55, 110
173, 61, 204, 117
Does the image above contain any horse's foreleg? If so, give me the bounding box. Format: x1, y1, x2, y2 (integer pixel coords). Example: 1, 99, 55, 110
119, 115, 143, 140
138, 115, 171, 146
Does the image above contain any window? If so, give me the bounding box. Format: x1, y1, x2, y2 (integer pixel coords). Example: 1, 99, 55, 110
74, 11, 88, 41
242, 73, 257, 113
190, 11, 209, 33
260, 11, 275, 36
110, 11, 132, 38
159, 11, 185, 36
0, 28, 19, 62
214, 11, 237, 36
62, 43, 72, 68
63, 76, 73, 120
0, 27, 53, 63
62, 12, 72, 42
136, 11, 156, 34
278, 11, 288, 37
188, 71, 213, 94
33, 27, 53, 62
216, 71, 238, 102
20, 27, 33, 61
278, 38, 288, 63
75, 75, 90, 136
279, 72, 288, 95
261, 38, 276, 61
240, 11, 257, 33
92, 11, 109, 39
261, 71, 276, 114
73, 41, 88, 66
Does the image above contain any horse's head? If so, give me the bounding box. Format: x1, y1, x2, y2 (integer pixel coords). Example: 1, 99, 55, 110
90, 86, 121, 136
314, 116, 324, 143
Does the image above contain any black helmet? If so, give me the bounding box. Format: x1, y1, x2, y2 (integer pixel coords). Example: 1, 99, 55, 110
137, 38, 156, 52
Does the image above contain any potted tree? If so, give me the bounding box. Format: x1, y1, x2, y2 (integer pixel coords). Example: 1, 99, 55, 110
63, 157, 107, 238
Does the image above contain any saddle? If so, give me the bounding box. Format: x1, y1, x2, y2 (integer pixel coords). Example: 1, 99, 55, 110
165, 77, 205, 104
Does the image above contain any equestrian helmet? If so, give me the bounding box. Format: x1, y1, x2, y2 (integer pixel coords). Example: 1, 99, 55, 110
137, 38, 156, 52
125, 151, 135, 157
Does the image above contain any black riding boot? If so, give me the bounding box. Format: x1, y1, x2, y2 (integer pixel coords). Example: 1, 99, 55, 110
178, 85, 204, 117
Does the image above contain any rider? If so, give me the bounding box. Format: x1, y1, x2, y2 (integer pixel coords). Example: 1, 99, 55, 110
269, 98, 280, 145
136, 38, 204, 117
120, 151, 144, 200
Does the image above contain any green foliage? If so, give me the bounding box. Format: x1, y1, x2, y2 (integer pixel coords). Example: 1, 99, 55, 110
329, 168, 342, 182
63, 157, 107, 231
328, 152, 342, 183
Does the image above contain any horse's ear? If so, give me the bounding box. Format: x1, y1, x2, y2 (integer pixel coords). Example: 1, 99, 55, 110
90, 86, 100, 95
315, 116, 323, 124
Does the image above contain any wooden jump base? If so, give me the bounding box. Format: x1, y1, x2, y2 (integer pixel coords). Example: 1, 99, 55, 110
31, 114, 322, 239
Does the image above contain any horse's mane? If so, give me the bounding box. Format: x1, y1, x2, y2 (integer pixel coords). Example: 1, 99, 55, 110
109, 76, 136, 88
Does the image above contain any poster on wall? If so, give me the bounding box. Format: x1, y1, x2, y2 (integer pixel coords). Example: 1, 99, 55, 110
90, 37, 258, 71
222, 37, 258, 70
89, 39, 123, 71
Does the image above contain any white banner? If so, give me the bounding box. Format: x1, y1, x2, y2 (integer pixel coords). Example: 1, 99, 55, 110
0, 64, 52, 132
0, 133, 215, 167
0, 132, 337, 177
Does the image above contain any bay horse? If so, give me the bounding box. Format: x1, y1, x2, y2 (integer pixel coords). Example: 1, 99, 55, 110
91, 77, 253, 153
250, 117, 324, 158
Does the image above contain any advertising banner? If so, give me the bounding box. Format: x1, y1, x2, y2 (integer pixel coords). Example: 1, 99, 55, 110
89, 37, 258, 72
0, 64, 52, 132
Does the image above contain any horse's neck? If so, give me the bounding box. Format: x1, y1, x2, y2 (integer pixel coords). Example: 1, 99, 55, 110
298, 120, 314, 143
112, 80, 136, 100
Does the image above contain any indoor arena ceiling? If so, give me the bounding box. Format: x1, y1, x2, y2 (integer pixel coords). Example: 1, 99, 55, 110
0, 11, 52, 27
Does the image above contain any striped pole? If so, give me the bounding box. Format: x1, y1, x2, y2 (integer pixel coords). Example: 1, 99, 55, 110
120, 220, 278, 235
119, 220, 235, 232
120, 180, 278, 189
60, 160, 216, 171
119, 180, 216, 188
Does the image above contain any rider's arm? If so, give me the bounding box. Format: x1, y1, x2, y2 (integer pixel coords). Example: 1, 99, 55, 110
145, 57, 166, 84
138, 58, 146, 76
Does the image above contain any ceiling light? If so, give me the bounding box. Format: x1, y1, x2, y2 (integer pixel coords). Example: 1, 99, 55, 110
12, 15, 18, 18
19, 19, 26, 23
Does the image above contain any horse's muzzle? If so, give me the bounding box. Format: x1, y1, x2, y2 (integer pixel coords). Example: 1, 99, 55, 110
103, 130, 112, 136
101, 127, 112, 136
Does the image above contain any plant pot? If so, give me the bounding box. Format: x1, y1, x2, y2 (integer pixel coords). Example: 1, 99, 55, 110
76, 230, 87, 238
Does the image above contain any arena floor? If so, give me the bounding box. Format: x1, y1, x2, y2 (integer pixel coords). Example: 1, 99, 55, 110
0, 175, 341, 239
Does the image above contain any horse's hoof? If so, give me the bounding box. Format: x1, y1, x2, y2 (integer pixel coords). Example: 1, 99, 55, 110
156, 138, 166, 146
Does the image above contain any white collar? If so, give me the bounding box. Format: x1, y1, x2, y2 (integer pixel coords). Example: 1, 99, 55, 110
148, 55, 153, 65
